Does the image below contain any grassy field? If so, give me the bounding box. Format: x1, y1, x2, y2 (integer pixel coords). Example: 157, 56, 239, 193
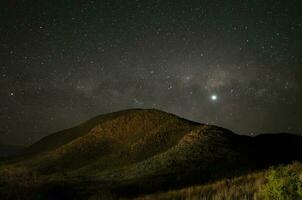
134, 162, 302, 200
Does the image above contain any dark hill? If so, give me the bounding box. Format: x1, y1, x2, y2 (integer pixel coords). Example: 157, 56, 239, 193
246, 133, 302, 167
0, 144, 23, 158
0, 109, 301, 199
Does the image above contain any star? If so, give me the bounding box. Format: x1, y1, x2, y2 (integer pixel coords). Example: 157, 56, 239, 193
1, 0, 302, 145
211, 95, 218, 101
184, 76, 192, 81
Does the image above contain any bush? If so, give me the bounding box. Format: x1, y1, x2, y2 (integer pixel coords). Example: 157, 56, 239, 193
261, 165, 302, 200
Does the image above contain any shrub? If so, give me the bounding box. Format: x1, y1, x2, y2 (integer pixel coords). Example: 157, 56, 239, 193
261, 165, 302, 200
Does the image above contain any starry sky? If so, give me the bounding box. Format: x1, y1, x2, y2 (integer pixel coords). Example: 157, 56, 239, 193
1, 0, 302, 145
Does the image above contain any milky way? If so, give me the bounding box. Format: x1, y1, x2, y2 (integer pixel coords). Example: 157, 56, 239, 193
0, 1, 302, 145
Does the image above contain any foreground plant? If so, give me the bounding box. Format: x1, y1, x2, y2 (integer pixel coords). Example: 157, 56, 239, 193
261, 165, 302, 200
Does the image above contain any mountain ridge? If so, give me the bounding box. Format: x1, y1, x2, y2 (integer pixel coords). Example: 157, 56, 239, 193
0, 108, 301, 199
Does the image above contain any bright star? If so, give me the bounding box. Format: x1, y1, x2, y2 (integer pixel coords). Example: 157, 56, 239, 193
211, 95, 217, 101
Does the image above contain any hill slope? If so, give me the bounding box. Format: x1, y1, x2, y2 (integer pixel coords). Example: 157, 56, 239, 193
0, 144, 23, 158
134, 161, 302, 200
0, 109, 301, 199
23, 109, 199, 174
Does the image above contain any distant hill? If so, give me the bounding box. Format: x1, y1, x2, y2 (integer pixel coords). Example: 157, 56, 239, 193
0, 109, 301, 199
0, 144, 23, 158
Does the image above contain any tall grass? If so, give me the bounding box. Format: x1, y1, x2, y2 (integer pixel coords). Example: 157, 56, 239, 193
135, 162, 302, 200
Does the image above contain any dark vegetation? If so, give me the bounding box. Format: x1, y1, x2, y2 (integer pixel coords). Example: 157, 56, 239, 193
0, 109, 301, 199
136, 162, 302, 200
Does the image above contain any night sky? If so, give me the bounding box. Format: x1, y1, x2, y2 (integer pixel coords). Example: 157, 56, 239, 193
1, 1, 302, 145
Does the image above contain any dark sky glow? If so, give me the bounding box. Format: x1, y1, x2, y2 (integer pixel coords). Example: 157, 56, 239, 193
0, 0, 302, 145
